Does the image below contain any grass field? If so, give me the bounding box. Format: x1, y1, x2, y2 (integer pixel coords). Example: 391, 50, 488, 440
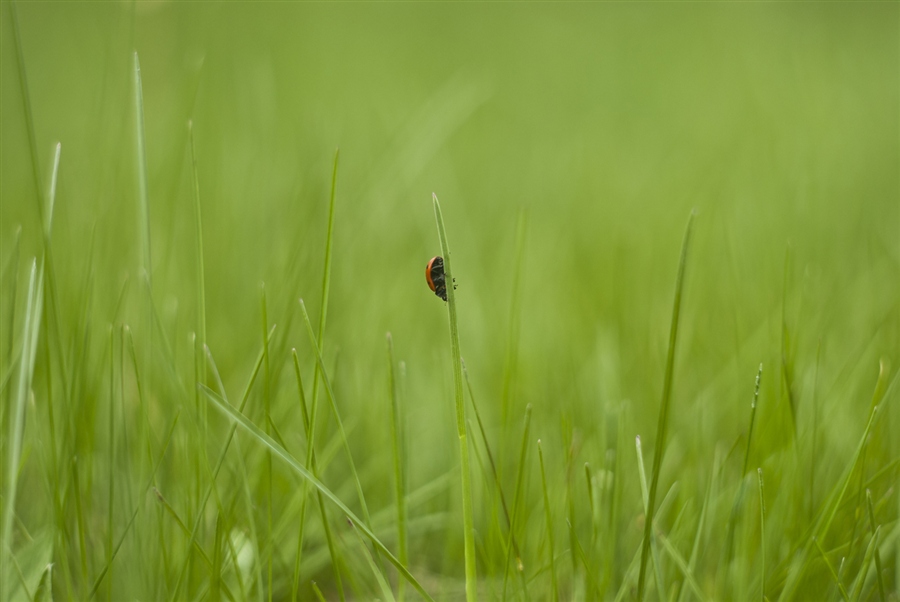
1, 2, 899, 601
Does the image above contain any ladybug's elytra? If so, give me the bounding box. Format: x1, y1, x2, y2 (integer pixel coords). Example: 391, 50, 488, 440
426, 256, 447, 301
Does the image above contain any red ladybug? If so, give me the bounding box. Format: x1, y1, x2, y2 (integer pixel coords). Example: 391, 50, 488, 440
425, 256, 447, 301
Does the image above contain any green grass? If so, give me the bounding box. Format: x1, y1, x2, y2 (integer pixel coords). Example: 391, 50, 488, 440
2, 3, 899, 601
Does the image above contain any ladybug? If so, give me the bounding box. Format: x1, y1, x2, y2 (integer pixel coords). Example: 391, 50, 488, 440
425, 256, 447, 301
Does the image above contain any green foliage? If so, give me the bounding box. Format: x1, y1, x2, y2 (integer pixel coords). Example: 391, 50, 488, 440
1, 3, 898, 601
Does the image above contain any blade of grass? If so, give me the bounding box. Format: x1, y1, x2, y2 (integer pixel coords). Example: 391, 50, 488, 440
168, 326, 274, 601
503, 403, 532, 600
537, 440, 558, 602
133, 51, 152, 285
349, 519, 397, 602
637, 210, 694, 601
2, 226, 21, 409
813, 538, 850, 602
311, 581, 327, 602
779, 381, 892, 601
568, 518, 601, 598
850, 527, 880, 602
290, 349, 345, 602
500, 210, 527, 426
780, 246, 797, 437
200, 383, 436, 602
10, 0, 45, 225
864, 490, 886, 602
432, 192, 477, 602
635, 435, 667, 600
88, 410, 181, 600
299, 300, 373, 527
676, 452, 716, 602
722, 364, 765, 590
387, 333, 408, 602
743, 365, 763, 476
106, 328, 115, 602
260, 285, 273, 602
757, 468, 766, 602
188, 120, 207, 386
462, 358, 522, 574
809, 341, 821, 522
307, 148, 340, 444
655, 526, 707, 602
1, 259, 42, 602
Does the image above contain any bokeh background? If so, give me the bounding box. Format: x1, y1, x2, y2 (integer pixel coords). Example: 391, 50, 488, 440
2, 2, 898, 600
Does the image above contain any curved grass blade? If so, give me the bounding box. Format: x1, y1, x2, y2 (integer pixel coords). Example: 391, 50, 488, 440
201, 384, 435, 602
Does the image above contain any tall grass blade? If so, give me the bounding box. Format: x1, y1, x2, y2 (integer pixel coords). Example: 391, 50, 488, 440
503, 403, 532, 600
200, 383, 436, 602
432, 192, 477, 602
462, 358, 521, 573
290, 349, 345, 602
106, 328, 116, 602
10, 0, 45, 225
2, 226, 21, 408
299, 299, 373, 525
757, 468, 766, 602
675, 453, 715, 602
259, 285, 273, 602
308, 148, 340, 431
133, 51, 152, 285
780, 246, 797, 437
188, 120, 207, 386
637, 211, 694, 601
387, 333, 408, 602
169, 326, 274, 601
500, 210, 527, 425
1, 259, 41, 602
635, 435, 667, 600
537, 440, 558, 602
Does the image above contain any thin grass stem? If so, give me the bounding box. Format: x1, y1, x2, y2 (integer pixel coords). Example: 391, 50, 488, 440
387, 333, 408, 602
432, 192, 477, 602
757, 468, 766, 602
537, 439, 558, 602
1, 259, 41, 602
637, 210, 694, 601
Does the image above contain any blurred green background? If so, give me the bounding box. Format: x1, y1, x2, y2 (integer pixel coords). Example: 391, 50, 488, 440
2, 2, 898, 600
